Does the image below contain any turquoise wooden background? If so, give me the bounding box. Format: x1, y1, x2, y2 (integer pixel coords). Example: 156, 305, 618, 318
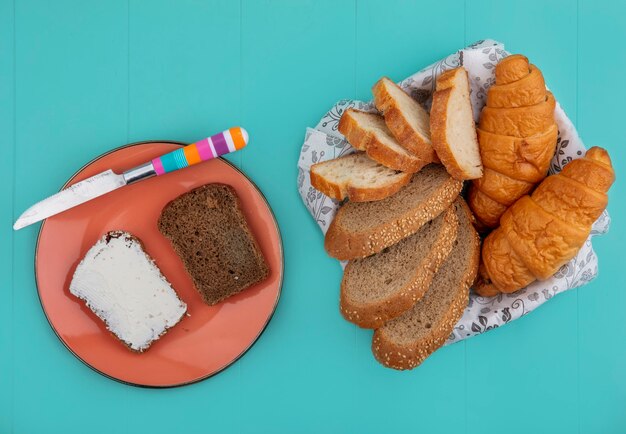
1, 0, 625, 433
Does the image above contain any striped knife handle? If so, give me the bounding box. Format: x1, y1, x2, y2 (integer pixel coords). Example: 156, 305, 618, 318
152, 127, 249, 175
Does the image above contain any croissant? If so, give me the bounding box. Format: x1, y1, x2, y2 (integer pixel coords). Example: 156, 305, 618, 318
475, 147, 615, 297
468, 54, 558, 229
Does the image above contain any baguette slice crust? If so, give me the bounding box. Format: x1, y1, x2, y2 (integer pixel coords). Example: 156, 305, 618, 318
372, 198, 480, 370
310, 152, 412, 202
340, 206, 458, 329
325, 164, 463, 260
430, 67, 483, 180
338, 109, 428, 173
372, 77, 437, 162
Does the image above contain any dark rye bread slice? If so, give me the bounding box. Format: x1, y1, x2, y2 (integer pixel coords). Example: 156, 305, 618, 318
372, 198, 480, 370
158, 184, 269, 305
340, 206, 458, 329
324, 164, 463, 260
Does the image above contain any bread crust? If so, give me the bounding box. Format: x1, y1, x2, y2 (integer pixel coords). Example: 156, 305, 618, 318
478, 147, 615, 295
560, 147, 615, 192
479, 92, 556, 138
469, 55, 557, 230
372, 77, 437, 162
309, 155, 412, 202
338, 109, 427, 173
502, 197, 588, 279
487, 65, 546, 108
495, 54, 530, 85
371, 199, 480, 370
324, 173, 463, 260
467, 184, 507, 229
478, 124, 557, 182
478, 224, 536, 294
532, 175, 608, 227
430, 68, 482, 180
339, 207, 458, 329
473, 168, 534, 206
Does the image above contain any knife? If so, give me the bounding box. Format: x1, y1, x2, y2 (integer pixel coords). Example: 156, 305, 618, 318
13, 127, 249, 230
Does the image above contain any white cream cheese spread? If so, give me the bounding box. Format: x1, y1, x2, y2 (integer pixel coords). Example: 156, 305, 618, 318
69, 231, 187, 352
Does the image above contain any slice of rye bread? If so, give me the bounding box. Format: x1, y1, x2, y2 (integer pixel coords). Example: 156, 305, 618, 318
325, 164, 462, 260
310, 152, 412, 202
372, 77, 438, 163
340, 206, 458, 329
372, 198, 480, 370
338, 109, 428, 173
430, 67, 483, 180
158, 184, 269, 305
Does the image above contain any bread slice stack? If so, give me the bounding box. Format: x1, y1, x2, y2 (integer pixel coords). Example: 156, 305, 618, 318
311, 76, 445, 203
338, 109, 428, 173
308, 70, 485, 369
340, 205, 458, 328
373, 199, 480, 369
331, 194, 479, 369
325, 164, 462, 259
312, 70, 481, 202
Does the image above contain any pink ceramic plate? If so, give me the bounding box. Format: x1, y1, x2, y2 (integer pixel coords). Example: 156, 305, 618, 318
35, 142, 283, 387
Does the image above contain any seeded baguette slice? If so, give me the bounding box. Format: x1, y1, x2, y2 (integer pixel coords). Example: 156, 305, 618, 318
310, 152, 412, 202
372, 77, 437, 163
340, 206, 458, 329
372, 198, 480, 370
430, 67, 483, 180
338, 109, 428, 173
325, 164, 462, 260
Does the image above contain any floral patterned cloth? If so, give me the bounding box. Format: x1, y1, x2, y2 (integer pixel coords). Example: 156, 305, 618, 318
296, 40, 611, 344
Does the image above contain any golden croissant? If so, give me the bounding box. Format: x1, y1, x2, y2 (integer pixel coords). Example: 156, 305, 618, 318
468, 54, 558, 229
475, 147, 615, 297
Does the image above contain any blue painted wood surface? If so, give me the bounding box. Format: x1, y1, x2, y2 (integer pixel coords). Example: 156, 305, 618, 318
1, 0, 625, 432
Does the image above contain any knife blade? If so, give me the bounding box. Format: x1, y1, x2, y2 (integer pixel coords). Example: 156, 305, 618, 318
13, 170, 125, 230
13, 127, 249, 230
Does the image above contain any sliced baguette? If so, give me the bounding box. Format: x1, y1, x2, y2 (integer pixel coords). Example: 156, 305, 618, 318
338, 109, 427, 173
310, 152, 412, 202
340, 206, 458, 329
372, 77, 437, 162
430, 67, 483, 180
372, 198, 480, 370
325, 164, 462, 260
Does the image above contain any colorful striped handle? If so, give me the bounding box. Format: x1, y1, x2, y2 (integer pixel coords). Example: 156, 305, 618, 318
152, 127, 249, 175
